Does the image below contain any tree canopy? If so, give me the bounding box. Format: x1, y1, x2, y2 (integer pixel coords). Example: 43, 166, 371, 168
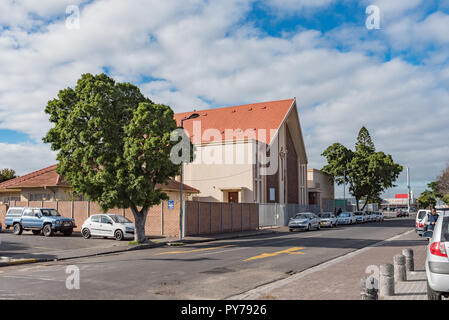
321, 126, 403, 210
43, 73, 185, 242
0, 168, 16, 183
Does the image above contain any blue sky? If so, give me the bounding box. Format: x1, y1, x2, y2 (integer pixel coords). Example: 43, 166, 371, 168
0, 0, 448, 199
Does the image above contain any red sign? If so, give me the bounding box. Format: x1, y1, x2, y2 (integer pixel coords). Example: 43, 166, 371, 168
395, 194, 408, 199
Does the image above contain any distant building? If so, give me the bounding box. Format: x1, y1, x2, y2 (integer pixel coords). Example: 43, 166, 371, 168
0, 164, 199, 203
307, 168, 334, 212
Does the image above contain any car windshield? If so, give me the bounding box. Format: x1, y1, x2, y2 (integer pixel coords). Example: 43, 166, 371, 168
340, 213, 350, 217
417, 211, 426, 219
321, 213, 331, 218
40, 209, 60, 217
353, 212, 363, 216
109, 215, 132, 224
294, 214, 310, 219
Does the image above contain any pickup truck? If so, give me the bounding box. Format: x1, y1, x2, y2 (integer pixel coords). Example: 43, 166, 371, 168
4, 207, 76, 237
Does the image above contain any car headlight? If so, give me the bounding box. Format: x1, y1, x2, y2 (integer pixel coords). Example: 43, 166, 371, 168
125, 227, 134, 232
55, 220, 62, 225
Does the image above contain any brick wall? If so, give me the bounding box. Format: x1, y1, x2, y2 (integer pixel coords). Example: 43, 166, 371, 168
6, 200, 178, 237
3, 200, 258, 237
184, 201, 259, 236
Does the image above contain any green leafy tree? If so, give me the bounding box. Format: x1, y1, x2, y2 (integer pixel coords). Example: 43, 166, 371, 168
0, 168, 16, 183
435, 164, 449, 204
417, 190, 437, 209
43, 73, 187, 243
322, 126, 403, 211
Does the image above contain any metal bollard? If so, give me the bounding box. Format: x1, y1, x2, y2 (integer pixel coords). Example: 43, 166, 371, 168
360, 277, 378, 300
379, 263, 394, 297
394, 254, 407, 282
402, 248, 414, 272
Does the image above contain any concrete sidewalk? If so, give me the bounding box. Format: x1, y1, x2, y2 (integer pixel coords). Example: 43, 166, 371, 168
232, 228, 428, 300
0, 228, 278, 267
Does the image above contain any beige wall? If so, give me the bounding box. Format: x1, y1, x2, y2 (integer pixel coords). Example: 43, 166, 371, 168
19, 187, 73, 202
183, 140, 256, 203
307, 169, 334, 211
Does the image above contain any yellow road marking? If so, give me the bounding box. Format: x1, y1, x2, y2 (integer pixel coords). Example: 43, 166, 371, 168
155, 245, 236, 255
244, 247, 305, 261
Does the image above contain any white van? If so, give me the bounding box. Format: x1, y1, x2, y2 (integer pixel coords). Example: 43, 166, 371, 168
416, 209, 443, 236
415, 209, 429, 236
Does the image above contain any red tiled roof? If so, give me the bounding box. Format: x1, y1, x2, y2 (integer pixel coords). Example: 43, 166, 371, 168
0, 164, 70, 189
174, 99, 295, 145
0, 165, 199, 194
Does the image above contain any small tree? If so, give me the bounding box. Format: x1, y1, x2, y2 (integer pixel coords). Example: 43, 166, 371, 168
417, 190, 437, 209
322, 127, 403, 211
0, 168, 16, 183
43, 73, 187, 243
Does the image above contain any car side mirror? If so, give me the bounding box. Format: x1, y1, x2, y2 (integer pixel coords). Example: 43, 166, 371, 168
423, 231, 433, 239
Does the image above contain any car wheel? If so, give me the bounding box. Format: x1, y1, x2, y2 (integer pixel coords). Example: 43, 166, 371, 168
63, 230, 73, 237
289, 229, 293, 232
82, 228, 91, 239
427, 281, 442, 300
13, 223, 23, 235
32, 230, 41, 235
42, 224, 53, 237
114, 229, 124, 241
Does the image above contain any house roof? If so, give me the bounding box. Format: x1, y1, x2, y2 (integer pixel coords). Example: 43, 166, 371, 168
174, 99, 295, 145
0, 165, 199, 194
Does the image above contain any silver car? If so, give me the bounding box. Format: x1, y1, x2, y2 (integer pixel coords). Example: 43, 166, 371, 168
424, 208, 449, 299
318, 212, 338, 228
81, 214, 135, 241
288, 213, 321, 231
353, 211, 368, 223
336, 212, 357, 225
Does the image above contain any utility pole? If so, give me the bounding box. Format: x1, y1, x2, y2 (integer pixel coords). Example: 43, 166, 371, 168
407, 167, 411, 213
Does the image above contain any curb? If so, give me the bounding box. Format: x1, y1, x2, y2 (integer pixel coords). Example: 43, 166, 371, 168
0, 229, 279, 268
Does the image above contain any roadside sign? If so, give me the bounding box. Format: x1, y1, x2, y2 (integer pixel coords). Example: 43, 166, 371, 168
168, 200, 175, 210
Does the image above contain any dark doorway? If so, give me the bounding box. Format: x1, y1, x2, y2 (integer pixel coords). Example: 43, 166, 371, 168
228, 192, 239, 203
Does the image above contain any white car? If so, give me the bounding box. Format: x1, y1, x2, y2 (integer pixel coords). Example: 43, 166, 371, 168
81, 214, 135, 241
318, 212, 338, 228
288, 212, 321, 231
337, 212, 357, 225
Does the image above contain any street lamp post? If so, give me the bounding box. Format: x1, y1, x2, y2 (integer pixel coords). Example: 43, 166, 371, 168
179, 113, 199, 241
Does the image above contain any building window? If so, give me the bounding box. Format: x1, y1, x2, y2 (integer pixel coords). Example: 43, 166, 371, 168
269, 188, 276, 201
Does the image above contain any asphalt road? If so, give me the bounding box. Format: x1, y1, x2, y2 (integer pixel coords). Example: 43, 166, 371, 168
0, 217, 416, 300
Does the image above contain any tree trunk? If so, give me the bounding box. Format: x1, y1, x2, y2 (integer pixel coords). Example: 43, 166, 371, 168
361, 197, 368, 211
356, 197, 360, 211
131, 205, 149, 243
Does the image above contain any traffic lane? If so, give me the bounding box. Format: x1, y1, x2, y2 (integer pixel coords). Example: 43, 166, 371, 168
0, 217, 415, 299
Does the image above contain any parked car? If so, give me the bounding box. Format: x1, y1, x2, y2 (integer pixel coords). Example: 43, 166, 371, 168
374, 211, 384, 222
288, 212, 320, 232
4, 207, 75, 237
353, 211, 368, 223
396, 209, 405, 217
336, 212, 357, 225
423, 208, 449, 299
81, 214, 135, 240
416, 209, 430, 235
318, 212, 338, 228
367, 211, 377, 222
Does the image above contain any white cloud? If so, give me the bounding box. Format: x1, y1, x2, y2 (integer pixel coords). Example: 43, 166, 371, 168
0, 143, 56, 175
0, 0, 448, 195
